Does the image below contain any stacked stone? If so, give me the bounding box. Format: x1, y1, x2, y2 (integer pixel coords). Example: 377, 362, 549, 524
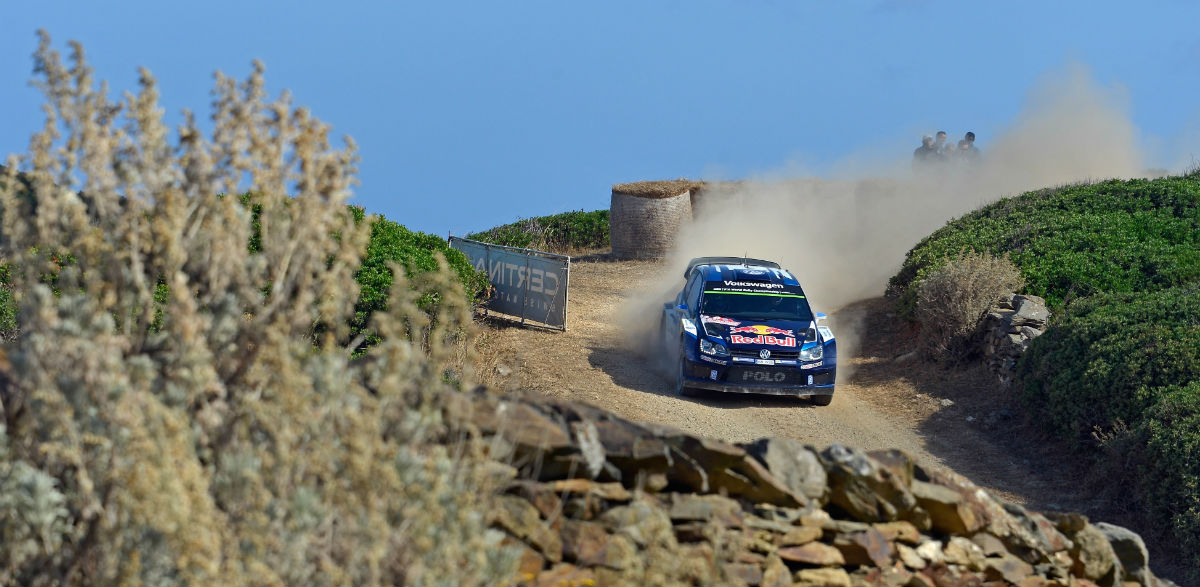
609, 181, 701, 259
981, 294, 1051, 386
438, 389, 1172, 587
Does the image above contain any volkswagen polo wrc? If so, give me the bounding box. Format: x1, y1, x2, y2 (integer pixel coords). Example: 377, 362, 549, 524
661, 257, 837, 405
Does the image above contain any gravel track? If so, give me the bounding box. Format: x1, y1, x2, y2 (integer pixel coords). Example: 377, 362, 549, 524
476, 255, 1088, 511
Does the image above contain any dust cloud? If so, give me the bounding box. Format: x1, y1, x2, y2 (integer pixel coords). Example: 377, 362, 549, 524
618, 63, 1157, 376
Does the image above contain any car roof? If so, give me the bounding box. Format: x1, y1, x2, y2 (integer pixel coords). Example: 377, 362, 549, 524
683, 256, 780, 279
690, 260, 801, 287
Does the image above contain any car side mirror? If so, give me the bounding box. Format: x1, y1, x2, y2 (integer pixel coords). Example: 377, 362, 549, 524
816, 312, 827, 323
676, 304, 688, 311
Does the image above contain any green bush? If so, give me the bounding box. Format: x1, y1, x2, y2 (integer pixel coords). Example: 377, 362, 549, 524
1015, 285, 1200, 444
889, 177, 1200, 317
351, 215, 489, 352
467, 209, 609, 253
1136, 384, 1200, 572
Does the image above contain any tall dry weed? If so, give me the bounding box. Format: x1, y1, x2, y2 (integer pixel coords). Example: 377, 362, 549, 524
914, 250, 1024, 362
0, 32, 514, 586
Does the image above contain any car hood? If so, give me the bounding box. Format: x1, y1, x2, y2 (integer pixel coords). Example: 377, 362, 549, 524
700, 315, 814, 348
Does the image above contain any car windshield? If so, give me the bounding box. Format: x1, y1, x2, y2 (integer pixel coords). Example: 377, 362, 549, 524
700, 290, 813, 322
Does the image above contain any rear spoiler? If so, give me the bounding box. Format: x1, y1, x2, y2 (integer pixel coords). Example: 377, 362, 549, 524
684, 256, 781, 279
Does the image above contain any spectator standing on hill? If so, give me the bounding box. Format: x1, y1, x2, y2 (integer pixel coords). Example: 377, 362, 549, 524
961, 131, 982, 161
913, 135, 937, 170
934, 130, 948, 154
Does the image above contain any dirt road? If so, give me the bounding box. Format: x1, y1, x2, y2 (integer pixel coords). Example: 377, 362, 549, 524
474, 254, 1096, 513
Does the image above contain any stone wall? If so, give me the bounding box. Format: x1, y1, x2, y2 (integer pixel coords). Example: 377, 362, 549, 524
609, 189, 692, 259
436, 387, 1173, 586
981, 294, 1052, 386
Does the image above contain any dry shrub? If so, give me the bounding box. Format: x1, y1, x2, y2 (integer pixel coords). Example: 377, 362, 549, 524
0, 32, 515, 586
915, 250, 1024, 362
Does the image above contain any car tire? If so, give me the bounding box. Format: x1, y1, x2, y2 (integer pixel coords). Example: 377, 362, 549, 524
812, 393, 833, 406
676, 340, 696, 398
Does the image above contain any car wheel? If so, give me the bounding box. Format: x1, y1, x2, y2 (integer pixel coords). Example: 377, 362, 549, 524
812, 393, 833, 406
676, 340, 696, 397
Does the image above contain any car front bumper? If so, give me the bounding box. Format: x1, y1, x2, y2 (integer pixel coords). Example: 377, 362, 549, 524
681, 358, 835, 397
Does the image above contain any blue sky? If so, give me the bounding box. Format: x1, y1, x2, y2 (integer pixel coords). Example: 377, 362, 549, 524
5, 1, 1200, 236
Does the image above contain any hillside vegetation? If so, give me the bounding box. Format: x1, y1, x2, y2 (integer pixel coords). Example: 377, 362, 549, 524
890, 171, 1200, 579
467, 209, 609, 254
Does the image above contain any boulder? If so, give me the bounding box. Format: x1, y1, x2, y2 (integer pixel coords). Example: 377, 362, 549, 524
910, 480, 981, 535
1094, 522, 1152, 587
744, 437, 828, 501
821, 444, 920, 524
1069, 524, 1117, 583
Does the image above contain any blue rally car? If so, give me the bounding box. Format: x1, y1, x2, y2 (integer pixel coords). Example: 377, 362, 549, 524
661, 257, 837, 405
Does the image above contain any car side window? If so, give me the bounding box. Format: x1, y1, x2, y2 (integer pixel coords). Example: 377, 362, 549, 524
686, 275, 704, 309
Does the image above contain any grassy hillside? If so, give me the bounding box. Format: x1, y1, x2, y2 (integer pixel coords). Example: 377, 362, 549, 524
466, 209, 609, 253
889, 174, 1200, 315
890, 170, 1200, 579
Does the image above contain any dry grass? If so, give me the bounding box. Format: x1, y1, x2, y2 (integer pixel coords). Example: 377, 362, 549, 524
0, 32, 516, 586
914, 251, 1024, 362
612, 179, 707, 198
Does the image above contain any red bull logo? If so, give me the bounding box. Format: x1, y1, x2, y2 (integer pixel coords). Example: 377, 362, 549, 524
730, 335, 796, 347
729, 324, 794, 337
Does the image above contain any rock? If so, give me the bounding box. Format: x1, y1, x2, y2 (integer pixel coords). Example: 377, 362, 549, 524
910, 480, 982, 535
668, 493, 743, 526
832, 527, 892, 567
744, 515, 795, 534
778, 541, 845, 566
502, 481, 562, 520
943, 536, 987, 571
560, 520, 638, 570
489, 495, 563, 562
915, 540, 944, 565
1012, 296, 1050, 326
761, 554, 791, 587
483, 400, 573, 459
793, 567, 852, 587
674, 542, 718, 586
1094, 522, 1151, 587
551, 478, 632, 501
821, 518, 871, 534
673, 522, 709, 543
984, 554, 1035, 585
940, 398, 955, 407
821, 444, 919, 524
1070, 524, 1117, 583
875, 520, 921, 545
1049, 511, 1089, 535
535, 563, 595, 587
779, 525, 823, 546
599, 499, 677, 550
744, 437, 828, 501
722, 562, 763, 587
897, 543, 926, 570
969, 532, 1008, 557
501, 536, 546, 580
716, 454, 807, 508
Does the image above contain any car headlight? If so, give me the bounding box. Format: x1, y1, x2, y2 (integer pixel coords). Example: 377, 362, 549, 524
799, 343, 823, 361
700, 338, 729, 356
